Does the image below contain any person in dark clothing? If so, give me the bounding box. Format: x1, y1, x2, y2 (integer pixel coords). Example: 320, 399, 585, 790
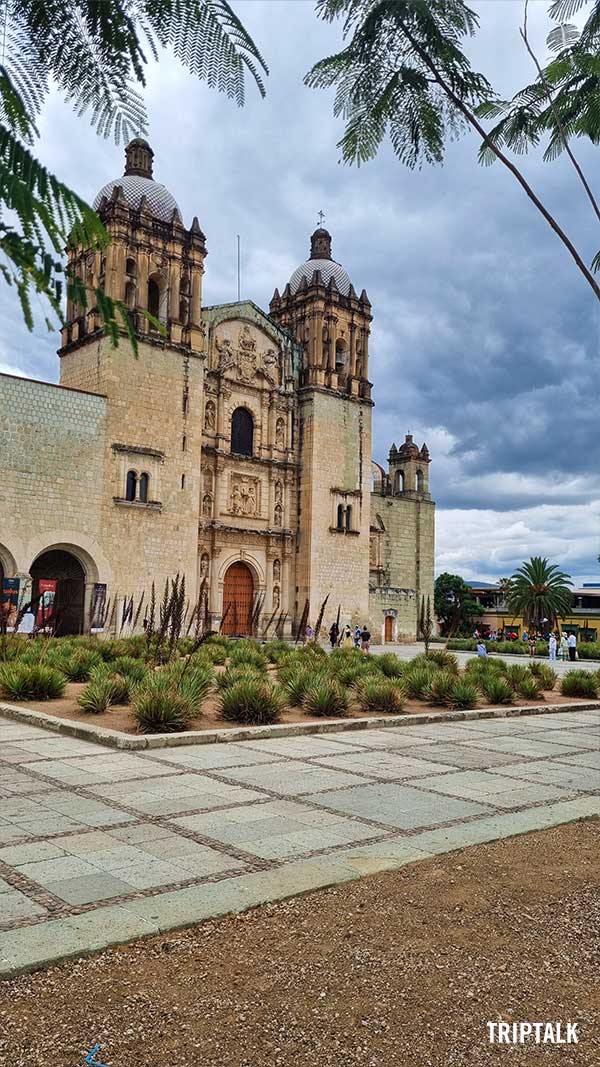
329, 621, 339, 649
361, 625, 371, 653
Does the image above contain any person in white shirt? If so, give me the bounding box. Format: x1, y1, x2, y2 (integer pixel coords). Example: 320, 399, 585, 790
567, 632, 577, 662
17, 611, 35, 637
548, 632, 557, 662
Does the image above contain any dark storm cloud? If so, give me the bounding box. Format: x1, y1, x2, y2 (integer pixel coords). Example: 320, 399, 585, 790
2, 1, 598, 580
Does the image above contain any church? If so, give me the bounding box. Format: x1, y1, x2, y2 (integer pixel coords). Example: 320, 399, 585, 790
0, 139, 434, 642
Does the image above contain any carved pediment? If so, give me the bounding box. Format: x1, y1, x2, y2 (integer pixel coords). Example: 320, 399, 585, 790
214, 321, 283, 386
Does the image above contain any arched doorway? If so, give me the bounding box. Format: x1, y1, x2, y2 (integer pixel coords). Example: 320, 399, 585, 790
384, 616, 394, 643
30, 550, 85, 635
222, 561, 255, 636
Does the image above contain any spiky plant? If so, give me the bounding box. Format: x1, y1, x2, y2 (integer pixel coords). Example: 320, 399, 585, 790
561, 671, 599, 698
132, 681, 192, 733
77, 676, 118, 713
516, 674, 545, 701
403, 665, 437, 700
303, 678, 349, 718
112, 655, 148, 685
219, 679, 283, 724
449, 679, 479, 710
481, 675, 514, 706
355, 677, 405, 714
529, 662, 557, 691
0, 663, 66, 700
425, 669, 457, 707
61, 649, 103, 682
506, 557, 573, 631
375, 652, 404, 678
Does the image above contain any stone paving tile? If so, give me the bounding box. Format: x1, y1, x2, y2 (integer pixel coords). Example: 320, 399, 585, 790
309, 782, 492, 829
146, 743, 280, 771
397, 743, 523, 770
0, 768, 52, 796
46, 873, 136, 906
37, 792, 137, 828
462, 736, 589, 758
0, 840, 68, 866
22, 753, 177, 787
1, 890, 47, 922
88, 774, 265, 816
240, 736, 367, 759
217, 761, 375, 796
172, 799, 380, 859
320, 728, 439, 749
497, 760, 600, 792
524, 729, 600, 749
107, 823, 177, 846
556, 750, 600, 770
1, 737, 102, 759
308, 750, 458, 779
16, 855, 104, 885
0, 724, 54, 742
415, 769, 574, 809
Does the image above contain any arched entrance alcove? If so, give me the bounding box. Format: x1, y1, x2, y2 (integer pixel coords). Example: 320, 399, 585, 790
221, 561, 255, 636
30, 549, 86, 635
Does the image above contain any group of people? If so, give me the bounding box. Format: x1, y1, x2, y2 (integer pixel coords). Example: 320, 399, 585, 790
474, 627, 578, 662
327, 622, 372, 653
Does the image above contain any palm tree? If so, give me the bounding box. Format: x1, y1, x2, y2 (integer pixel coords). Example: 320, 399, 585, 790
506, 557, 573, 631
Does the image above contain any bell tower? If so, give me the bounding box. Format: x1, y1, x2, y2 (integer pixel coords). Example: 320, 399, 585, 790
270, 225, 373, 631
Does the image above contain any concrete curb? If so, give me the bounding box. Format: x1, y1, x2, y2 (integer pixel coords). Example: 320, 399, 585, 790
1, 699, 599, 750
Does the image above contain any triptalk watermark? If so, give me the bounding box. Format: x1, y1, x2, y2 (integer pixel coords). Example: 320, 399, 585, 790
487, 1021, 579, 1045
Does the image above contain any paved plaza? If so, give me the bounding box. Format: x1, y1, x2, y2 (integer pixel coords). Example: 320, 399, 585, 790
1, 706, 600, 976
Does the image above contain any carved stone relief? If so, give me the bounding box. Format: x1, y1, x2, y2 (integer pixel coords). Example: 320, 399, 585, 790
215, 321, 283, 386
229, 474, 260, 517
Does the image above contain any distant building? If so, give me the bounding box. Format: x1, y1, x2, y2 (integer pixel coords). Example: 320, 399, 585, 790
0, 138, 434, 639
467, 581, 599, 640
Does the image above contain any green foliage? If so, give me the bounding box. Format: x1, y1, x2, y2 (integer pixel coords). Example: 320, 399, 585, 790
374, 652, 405, 678
1, 0, 267, 333
529, 662, 557, 690
424, 649, 459, 672
517, 674, 545, 701
480, 675, 515, 705
355, 677, 405, 714
219, 679, 283, 724
403, 665, 437, 699
449, 679, 479, 709
560, 670, 599, 698
216, 664, 265, 690
61, 648, 103, 682
0, 662, 66, 700
575, 641, 600, 660
112, 656, 149, 685
132, 675, 193, 732
229, 645, 268, 671
162, 661, 214, 712
425, 669, 457, 706
434, 573, 484, 636
506, 557, 573, 630
303, 678, 349, 718
77, 676, 118, 714
279, 666, 324, 706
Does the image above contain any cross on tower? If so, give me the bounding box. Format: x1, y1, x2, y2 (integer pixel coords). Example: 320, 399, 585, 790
317, 210, 325, 227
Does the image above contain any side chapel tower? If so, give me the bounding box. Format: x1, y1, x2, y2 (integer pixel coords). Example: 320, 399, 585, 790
58, 138, 208, 609
270, 226, 373, 627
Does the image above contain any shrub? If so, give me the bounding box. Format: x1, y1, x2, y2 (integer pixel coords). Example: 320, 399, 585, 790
409, 653, 441, 673
263, 639, 290, 663
505, 664, 531, 690
560, 671, 599, 698
77, 676, 118, 714
330, 661, 374, 687
355, 677, 404, 714
481, 675, 514, 705
280, 666, 322, 706
449, 679, 479, 710
403, 666, 437, 699
112, 655, 149, 685
577, 642, 600, 661
425, 669, 457, 707
0, 663, 66, 701
60, 649, 103, 682
132, 678, 193, 733
168, 663, 213, 713
446, 638, 477, 652
375, 652, 404, 679
200, 643, 228, 665
529, 662, 557, 691
229, 645, 268, 671
516, 674, 545, 701
303, 678, 349, 718
424, 650, 459, 673
219, 679, 283, 725
217, 664, 264, 690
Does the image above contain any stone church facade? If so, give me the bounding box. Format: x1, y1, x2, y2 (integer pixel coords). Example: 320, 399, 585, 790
0, 139, 434, 641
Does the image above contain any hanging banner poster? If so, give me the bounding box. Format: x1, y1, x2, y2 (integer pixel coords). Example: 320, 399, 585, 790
90, 583, 107, 632
36, 579, 57, 630
1, 578, 20, 631
17, 575, 32, 616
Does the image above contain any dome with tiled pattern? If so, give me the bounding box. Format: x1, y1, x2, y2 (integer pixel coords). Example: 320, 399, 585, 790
93, 175, 180, 223
288, 258, 352, 296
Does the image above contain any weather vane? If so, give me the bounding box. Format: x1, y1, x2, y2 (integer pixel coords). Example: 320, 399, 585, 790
317, 209, 325, 227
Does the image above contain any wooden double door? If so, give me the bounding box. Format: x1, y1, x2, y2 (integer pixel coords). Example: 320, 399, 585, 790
221, 561, 254, 636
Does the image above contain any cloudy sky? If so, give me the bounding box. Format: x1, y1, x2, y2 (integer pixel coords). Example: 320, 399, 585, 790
3, 0, 599, 585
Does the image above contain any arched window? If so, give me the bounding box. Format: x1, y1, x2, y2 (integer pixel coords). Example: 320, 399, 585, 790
337, 504, 345, 530
345, 505, 352, 532
231, 407, 254, 456
139, 473, 149, 503
416, 469, 423, 493
125, 280, 136, 309
126, 258, 136, 277
148, 278, 160, 318
395, 470, 405, 493
126, 470, 137, 502
335, 339, 347, 371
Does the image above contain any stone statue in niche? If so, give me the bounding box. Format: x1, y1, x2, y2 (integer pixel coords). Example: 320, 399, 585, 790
273, 585, 280, 610
215, 334, 236, 373
273, 559, 281, 583
200, 552, 210, 576
274, 503, 283, 527
204, 400, 216, 432
202, 494, 212, 518
262, 348, 280, 385
230, 475, 260, 517
275, 417, 285, 449
274, 480, 283, 505
238, 325, 257, 379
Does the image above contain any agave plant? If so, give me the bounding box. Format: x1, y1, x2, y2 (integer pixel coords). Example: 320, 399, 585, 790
481, 675, 514, 706
303, 678, 349, 718
425, 669, 457, 707
78, 676, 118, 714
561, 671, 599, 699
506, 557, 573, 631
355, 677, 404, 714
219, 679, 283, 724
449, 679, 479, 710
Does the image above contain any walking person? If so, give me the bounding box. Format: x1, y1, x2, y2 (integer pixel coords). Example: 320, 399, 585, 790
528, 632, 537, 657
304, 623, 313, 645
360, 624, 371, 654
476, 639, 488, 658
559, 632, 568, 661
342, 625, 353, 649
568, 631, 577, 662
329, 621, 339, 649
354, 625, 362, 649
548, 632, 557, 662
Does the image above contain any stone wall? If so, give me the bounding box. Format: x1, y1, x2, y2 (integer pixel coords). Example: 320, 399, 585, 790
369, 491, 435, 643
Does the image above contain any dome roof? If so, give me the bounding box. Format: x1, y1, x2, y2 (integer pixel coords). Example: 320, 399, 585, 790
93, 175, 181, 223
288, 259, 352, 296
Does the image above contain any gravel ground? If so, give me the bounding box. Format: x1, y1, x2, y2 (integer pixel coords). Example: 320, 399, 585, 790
1, 819, 599, 1067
